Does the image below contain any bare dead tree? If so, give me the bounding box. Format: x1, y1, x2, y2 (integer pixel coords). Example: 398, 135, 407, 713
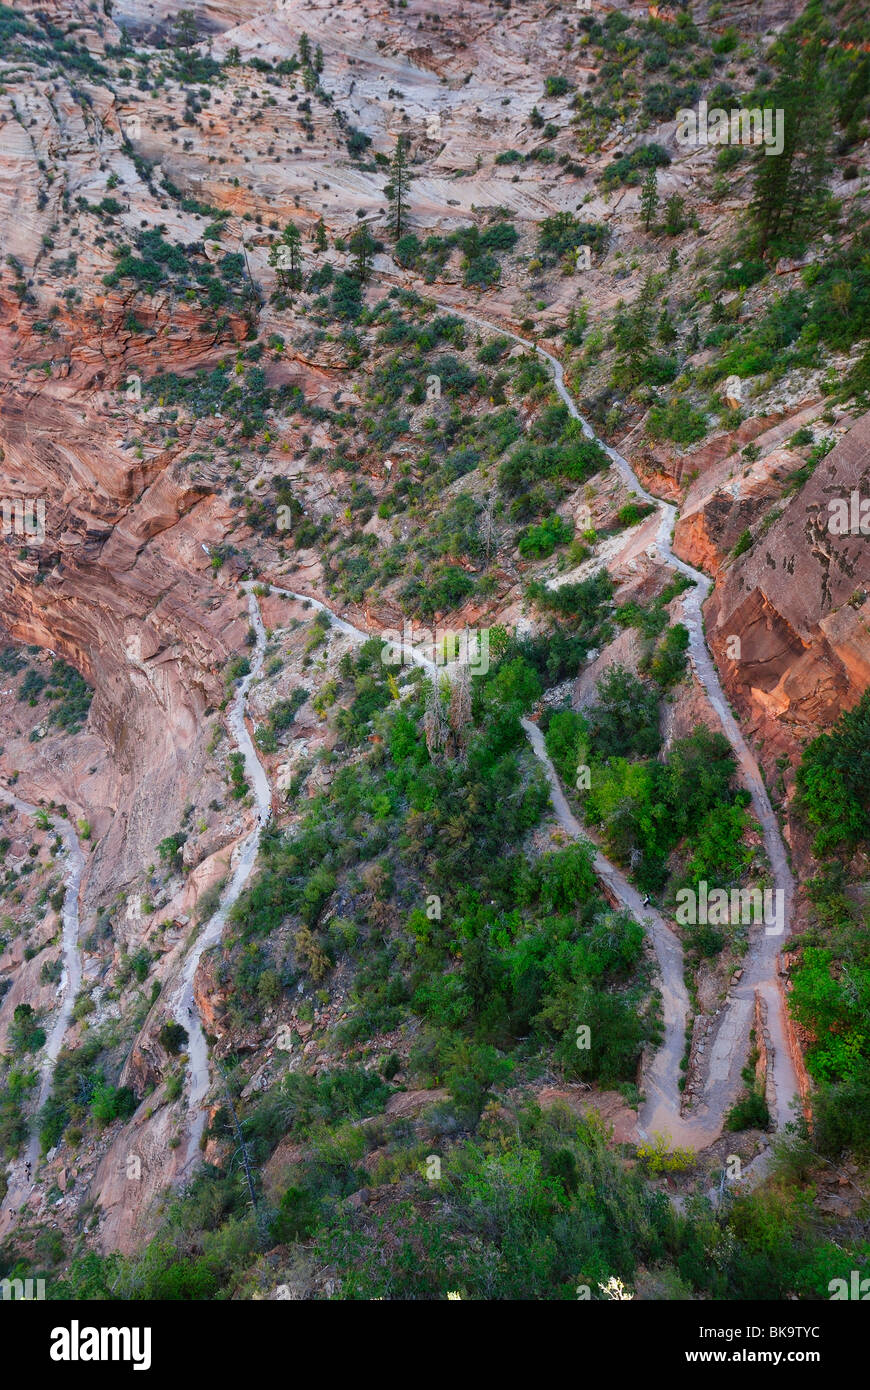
423, 676, 449, 759
447, 663, 472, 760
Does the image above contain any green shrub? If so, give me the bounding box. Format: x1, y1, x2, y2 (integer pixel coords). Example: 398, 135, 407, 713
601, 142, 670, 189
725, 1088, 770, 1131
9, 1004, 45, 1054
158, 1022, 189, 1055
517, 514, 573, 558
732, 529, 753, 557
90, 1082, 137, 1126
587, 665, 661, 759
157, 832, 187, 867
795, 690, 870, 854
646, 397, 708, 445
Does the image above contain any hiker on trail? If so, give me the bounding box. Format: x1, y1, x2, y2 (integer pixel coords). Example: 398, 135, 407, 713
642, 894, 651, 907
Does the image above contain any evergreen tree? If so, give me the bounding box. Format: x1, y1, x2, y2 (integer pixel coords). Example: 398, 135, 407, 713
657, 309, 677, 345
838, 54, 870, 150
640, 166, 659, 232
613, 274, 656, 390
298, 32, 311, 65
314, 218, 327, 253
171, 7, 199, 80
749, 37, 832, 256
269, 222, 303, 290
663, 192, 687, 237
349, 224, 375, 282
385, 135, 412, 240
171, 7, 198, 50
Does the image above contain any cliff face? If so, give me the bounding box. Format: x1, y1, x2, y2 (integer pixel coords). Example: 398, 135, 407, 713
673, 411, 870, 764
0, 370, 251, 899
0, 0, 849, 971
0, 14, 258, 902
0, 0, 864, 1260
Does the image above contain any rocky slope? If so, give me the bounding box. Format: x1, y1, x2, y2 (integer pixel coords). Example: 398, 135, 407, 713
675, 410, 870, 758
0, 0, 867, 1262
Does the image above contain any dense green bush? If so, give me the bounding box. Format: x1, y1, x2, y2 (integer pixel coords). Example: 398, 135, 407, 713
538, 212, 608, 263
646, 397, 708, 446
796, 691, 870, 854
158, 1022, 189, 1055
9, 1004, 45, 1055
601, 142, 670, 190
585, 725, 750, 896
402, 565, 475, 618
518, 514, 573, 558
587, 665, 662, 759
499, 434, 609, 495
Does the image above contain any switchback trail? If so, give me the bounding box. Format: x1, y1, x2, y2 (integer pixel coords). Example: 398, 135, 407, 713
176, 300, 799, 1176
0, 303, 799, 1213
433, 298, 799, 1151
0, 790, 84, 1224
520, 718, 703, 1149
174, 588, 272, 1169
173, 580, 429, 1170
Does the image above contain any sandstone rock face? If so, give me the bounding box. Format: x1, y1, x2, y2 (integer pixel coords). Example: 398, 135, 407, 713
89, 1086, 190, 1255
0, 0, 852, 1260
0, 380, 248, 904
675, 410, 870, 748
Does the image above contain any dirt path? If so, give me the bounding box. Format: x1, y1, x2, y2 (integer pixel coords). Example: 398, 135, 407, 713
432, 299, 799, 1150
173, 581, 435, 1172
0, 791, 84, 1224
175, 302, 799, 1173
521, 718, 704, 1150
0, 298, 799, 1218
173, 589, 273, 1171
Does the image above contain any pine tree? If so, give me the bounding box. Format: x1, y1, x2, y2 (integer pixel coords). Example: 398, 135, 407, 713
640, 166, 659, 232
613, 274, 656, 390
349, 224, 375, 282
172, 8, 198, 50
385, 135, 411, 240
663, 192, 687, 237
314, 44, 324, 74
171, 7, 199, 80
269, 222, 302, 290
838, 54, 870, 149
657, 308, 677, 345
313, 218, 327, 253
749, 37, 832, 257
298, 32, 311, 65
